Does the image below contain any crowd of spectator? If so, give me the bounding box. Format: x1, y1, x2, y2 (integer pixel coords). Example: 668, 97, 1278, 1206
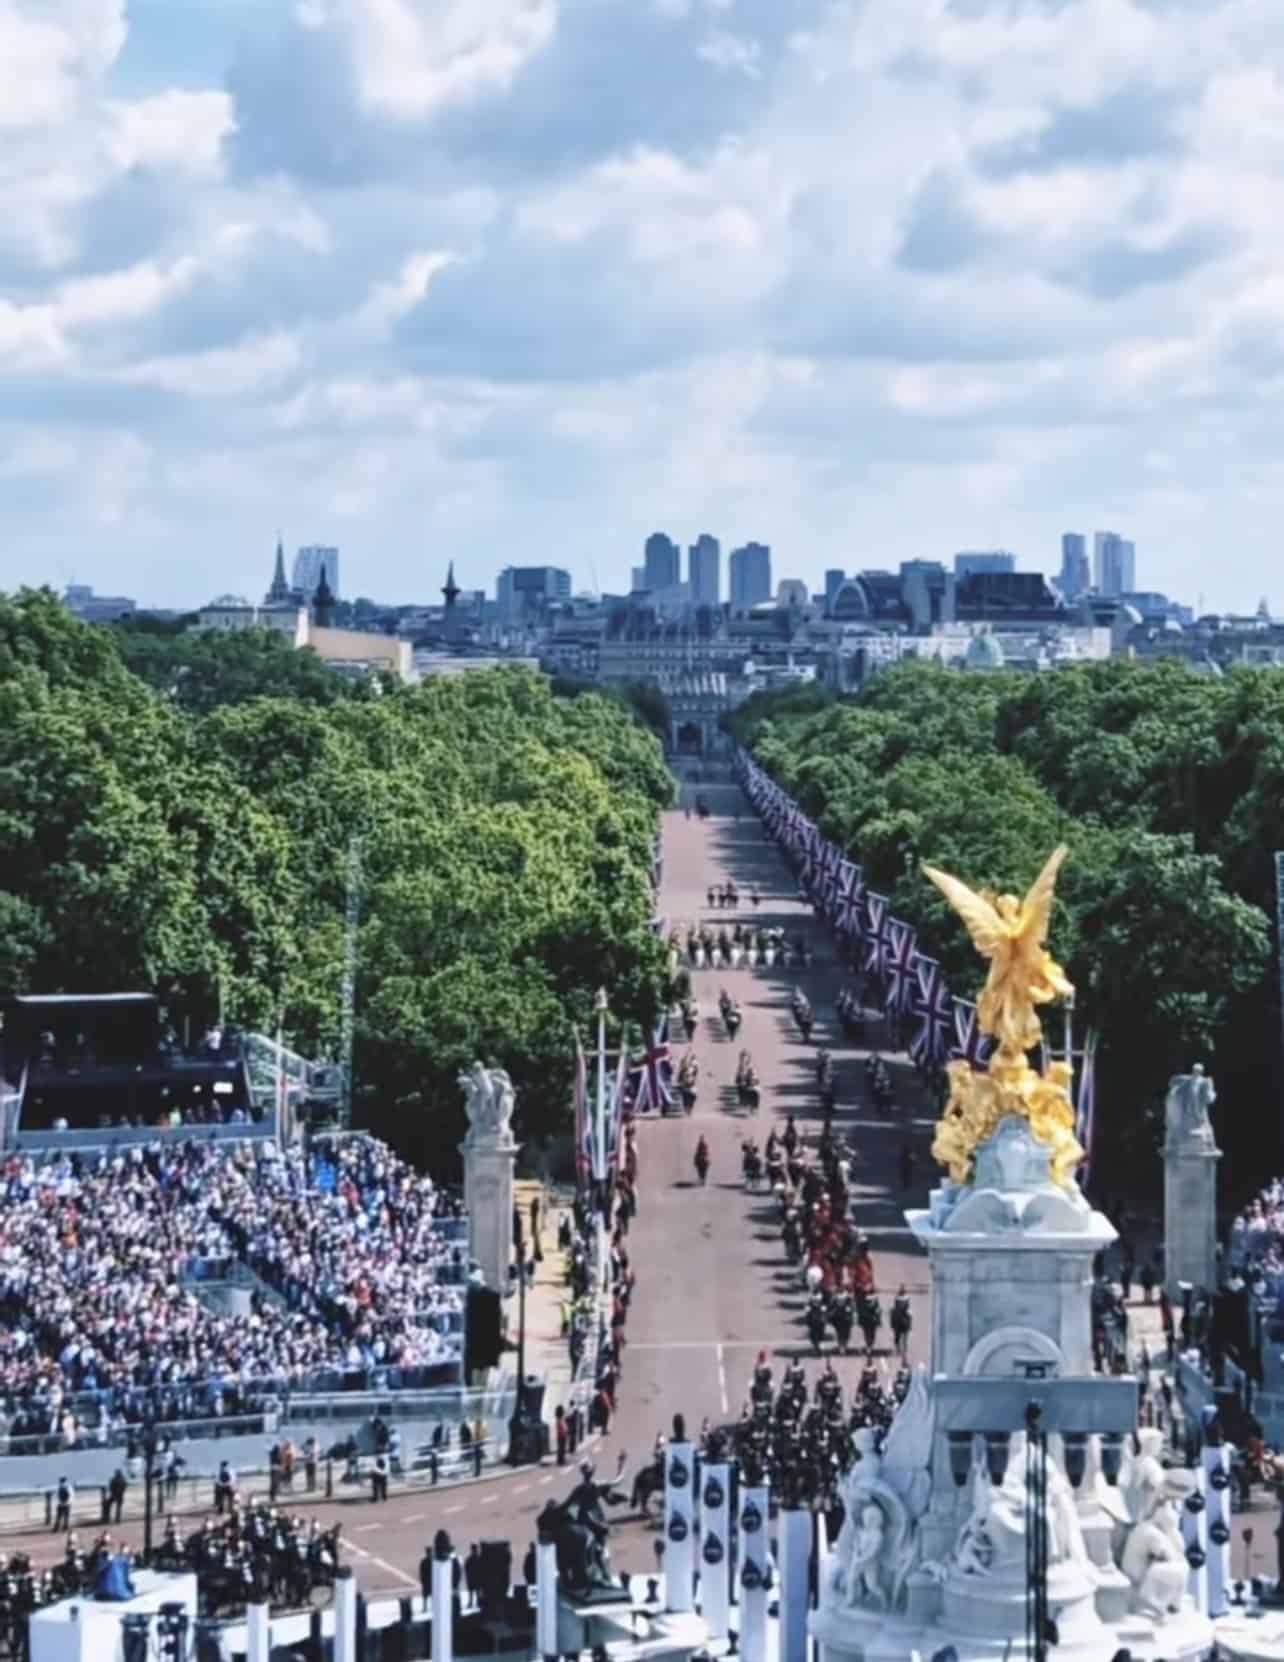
0, 1135, 467, 1449
1230, 1182, 1284, 1300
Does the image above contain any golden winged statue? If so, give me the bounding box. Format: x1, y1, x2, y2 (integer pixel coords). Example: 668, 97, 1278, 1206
922, 845, 1074, 1061
920, 846, 1082, 1188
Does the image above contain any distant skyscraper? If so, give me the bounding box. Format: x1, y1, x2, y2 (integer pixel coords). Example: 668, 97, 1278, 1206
293, 545, 340, 600
729, 542, 772, 610
688, 533, 721, 606
1093, 531, 1135, 598
953, 550, 1016, 577
643, 532, 680, 591
1059, 533, 1090, 599
824, 569, 846, 614
497, 565, 572, 623
630, 566, 646, 593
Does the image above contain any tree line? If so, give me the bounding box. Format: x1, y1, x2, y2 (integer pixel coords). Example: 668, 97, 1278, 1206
1, 591, 671, 1173
729, 661, 1282, 1204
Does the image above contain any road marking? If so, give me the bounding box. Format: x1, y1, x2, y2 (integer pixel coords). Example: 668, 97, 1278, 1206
481, 1493, 497, 1505
444, 1504, 463, 1514
512, 1486, 528, 1496
363, 1552, 420, 1590
716, 1344, 729, 1415
403, 1513, 423, 1524
540, 1476, 554, 1485
355, 1523, 382, 1533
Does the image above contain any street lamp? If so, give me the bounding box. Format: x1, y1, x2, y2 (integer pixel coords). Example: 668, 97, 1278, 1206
140, 1386, 163, 1565
506, 1237, 538, 1466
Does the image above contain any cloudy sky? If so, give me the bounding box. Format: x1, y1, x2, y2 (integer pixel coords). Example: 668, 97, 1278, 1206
3, 0, 1284, 610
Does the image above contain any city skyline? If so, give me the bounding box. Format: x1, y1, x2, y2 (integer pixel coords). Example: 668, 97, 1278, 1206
4, 1, 1284, 612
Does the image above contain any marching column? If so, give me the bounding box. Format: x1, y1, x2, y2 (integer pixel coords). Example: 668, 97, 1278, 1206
334, 1568, 358, 1662
1181, 1464, 1209, 1615
535, 1507, 559, 1662
777, 1486, 812, 1662
699, 1439, 731, 1641
738, 1466, 771, 1662
665, 1414, 696, 1615
1203, 1439, 1233, 1617
431, 1531, 454, 1662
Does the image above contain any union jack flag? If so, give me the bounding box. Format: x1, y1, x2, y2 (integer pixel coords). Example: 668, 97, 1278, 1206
630, 1015, 674, 1114
864, 893, 890, 979
883, 920, 918, 1016
573, 1031, 596, 1187
836, 862, 865, 935
951, 999, 993, 1070
909, 956, 954, 1070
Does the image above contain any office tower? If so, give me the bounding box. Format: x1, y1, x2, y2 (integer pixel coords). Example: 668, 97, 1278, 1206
824, 569, 846, 614
953, 550, 1016, 577
728, 542, 772, 610
293, 545, 340, 600
1058, 533, 1090, 599
630, 567, 646, 593
643, 533, 680, 591
1093, 531, 1135, 598
497, 566, 572, 623
688, 534, 721, 607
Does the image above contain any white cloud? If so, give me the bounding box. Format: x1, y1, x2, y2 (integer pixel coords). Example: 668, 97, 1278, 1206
119, 331, 304, 398
299, 0, 557, 120
354, 250, 456, 333
697, 30, 761, 79
106, 90, 235, 179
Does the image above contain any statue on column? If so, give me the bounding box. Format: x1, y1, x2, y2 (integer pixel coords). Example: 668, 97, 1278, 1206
1164, 1064, 1216, 1151
459, 1061, 516, 1149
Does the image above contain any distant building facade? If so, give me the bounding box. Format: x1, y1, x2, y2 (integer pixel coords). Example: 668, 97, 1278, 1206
497, 566, 571, 624
1059, 533, 1091, 600
824, 569, 846, 615
729, 542, 772, 610
643, 533, 681, 592
292, 545, 340, 601
953, 550, 1016, 577
64, 585, 137, 624
688, 534, 721, 606
1094, 531, 1135, 598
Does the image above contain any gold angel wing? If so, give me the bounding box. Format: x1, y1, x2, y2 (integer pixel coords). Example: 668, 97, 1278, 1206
920, 863, 1008, 957
1017, 844, 1069, 947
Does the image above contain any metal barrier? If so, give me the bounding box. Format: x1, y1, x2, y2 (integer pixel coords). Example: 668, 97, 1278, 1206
0, 1415, 269, 1460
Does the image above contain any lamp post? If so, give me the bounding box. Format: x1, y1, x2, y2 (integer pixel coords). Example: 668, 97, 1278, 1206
141, 1386, 162, 1565
593, 987, 609, 1292
506, 1238, 537, 1466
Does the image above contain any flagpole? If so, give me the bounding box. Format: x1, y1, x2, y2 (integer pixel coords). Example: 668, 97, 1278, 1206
1064, 992, 1075, 1076
594, 987, 609, 1295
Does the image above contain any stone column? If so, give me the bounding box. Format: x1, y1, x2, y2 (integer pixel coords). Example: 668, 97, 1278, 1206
458, 1063, 519, 1295
334, 1569, 357, 1662
1163, 1066, 1221, 1301
246, 1602, 270, 1662
1203, 1441, 1233, 1617
535, 1513, 559, 1662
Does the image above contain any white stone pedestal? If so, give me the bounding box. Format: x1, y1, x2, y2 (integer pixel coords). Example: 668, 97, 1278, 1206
461, 1138, 518, 1295
1165, 1145, 1220, 1301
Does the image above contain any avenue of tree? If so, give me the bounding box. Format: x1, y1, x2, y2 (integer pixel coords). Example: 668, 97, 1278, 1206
0, 591, 671, 1172
730, 662, 1281, 1199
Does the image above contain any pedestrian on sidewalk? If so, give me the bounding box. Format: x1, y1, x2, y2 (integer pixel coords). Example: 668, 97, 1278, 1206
303, 1434, 318, 1492
107, 1468, 127, 1524
370, 1452, 389, 1503
53, 1476, 72, 1534
419, 1544, 433, 1613
530, 1195, 543, 1262
1140, 1260, 1157, 1305
555, 1406, 567, 1466
465, 1544, 482, 1611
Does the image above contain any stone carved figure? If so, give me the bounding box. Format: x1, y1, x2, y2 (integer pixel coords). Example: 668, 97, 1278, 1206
1165, 1064, 1216, 1149
828, 1370, 934, 1614
1105, 1428, 1190, 1622
951, 1435, 1093, 1582
459, 1061, 516, 1146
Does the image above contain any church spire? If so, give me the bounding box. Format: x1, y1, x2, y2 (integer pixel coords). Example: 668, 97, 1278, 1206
313, 562, 336, 627
266, 534, 291, 604
442, 560, 461, 610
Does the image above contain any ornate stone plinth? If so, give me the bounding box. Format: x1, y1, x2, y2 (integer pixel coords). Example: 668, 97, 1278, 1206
458, 1062, 518, 1295
1163, 1066, 1221, 1300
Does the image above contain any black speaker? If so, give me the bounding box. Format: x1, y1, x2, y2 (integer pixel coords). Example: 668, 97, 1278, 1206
465, 1288, 502, 1374
478, 1541, 512, 1618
